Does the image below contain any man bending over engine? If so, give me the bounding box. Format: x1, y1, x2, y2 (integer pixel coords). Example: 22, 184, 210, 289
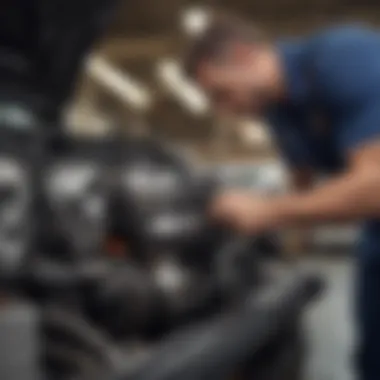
183, 15, 380, 380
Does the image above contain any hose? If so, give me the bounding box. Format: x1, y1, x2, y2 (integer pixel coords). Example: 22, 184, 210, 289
118, 270, 323, 380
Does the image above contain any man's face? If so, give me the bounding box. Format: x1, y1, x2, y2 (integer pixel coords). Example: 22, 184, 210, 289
195, 44, 272, 116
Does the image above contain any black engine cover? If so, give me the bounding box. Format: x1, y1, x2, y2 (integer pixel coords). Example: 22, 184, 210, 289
0, 128, 44, 282
42, 136, 113, 261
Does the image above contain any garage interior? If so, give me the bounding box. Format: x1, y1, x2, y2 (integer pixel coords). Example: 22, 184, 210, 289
1, 1, 379, 380
63, 2, 380, 379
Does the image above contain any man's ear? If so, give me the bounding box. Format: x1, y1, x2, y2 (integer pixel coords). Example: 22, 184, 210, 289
230, 42, 253, 63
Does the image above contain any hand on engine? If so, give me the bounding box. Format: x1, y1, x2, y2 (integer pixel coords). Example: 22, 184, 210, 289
209, 191, 283, 234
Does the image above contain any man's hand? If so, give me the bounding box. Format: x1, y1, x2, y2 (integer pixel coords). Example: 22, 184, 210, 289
209, 191, 283, 234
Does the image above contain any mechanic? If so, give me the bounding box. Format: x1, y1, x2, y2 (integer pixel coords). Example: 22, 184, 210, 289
183, 15, 380, 380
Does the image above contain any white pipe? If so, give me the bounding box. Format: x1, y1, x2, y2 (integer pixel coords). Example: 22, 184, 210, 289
86, 56, 152, 112
156, 7, 212, 116
156, 58, 209, 115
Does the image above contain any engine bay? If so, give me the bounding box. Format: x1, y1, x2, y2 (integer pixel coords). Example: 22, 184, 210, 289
0, 126, 324, 380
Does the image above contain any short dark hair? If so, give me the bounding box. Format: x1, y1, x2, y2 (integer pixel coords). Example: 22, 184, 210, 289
183, 13, 266, 79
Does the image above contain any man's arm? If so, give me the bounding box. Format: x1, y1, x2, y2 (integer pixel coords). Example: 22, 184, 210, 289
210, 143, 380, 234
273, 142, 380, 226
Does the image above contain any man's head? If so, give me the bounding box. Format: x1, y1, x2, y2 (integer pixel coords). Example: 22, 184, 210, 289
184, 14, 282, 116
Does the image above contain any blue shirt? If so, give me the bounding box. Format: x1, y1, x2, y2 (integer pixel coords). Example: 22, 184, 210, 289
268, 24, 380, 173
268, 25, 380, 260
